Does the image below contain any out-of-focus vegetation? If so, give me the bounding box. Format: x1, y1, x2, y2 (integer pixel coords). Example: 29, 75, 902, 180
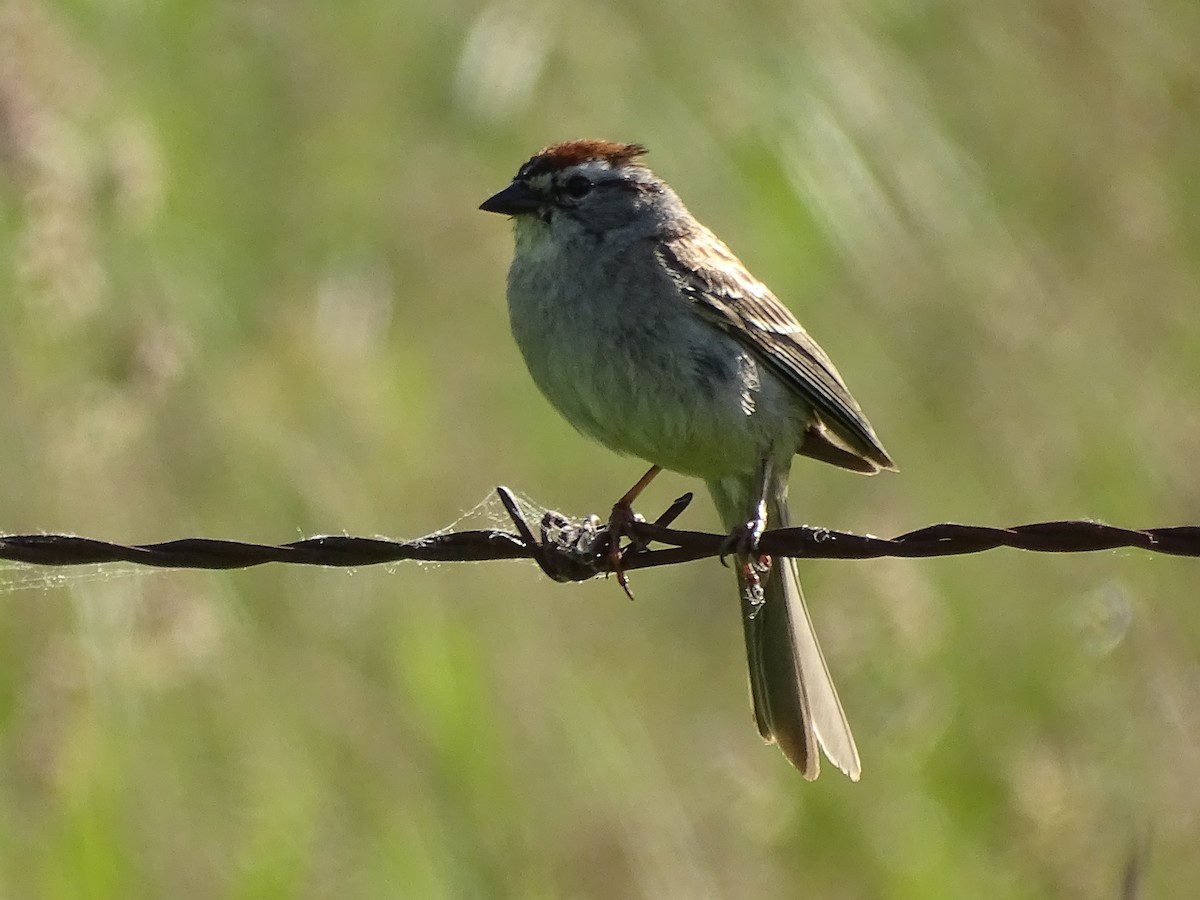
1, 0, 1197, 896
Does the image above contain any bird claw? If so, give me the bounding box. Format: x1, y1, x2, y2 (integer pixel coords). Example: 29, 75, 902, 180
719, 496, 773, 617
607, 501, 644, 600
718, 497, 768, 566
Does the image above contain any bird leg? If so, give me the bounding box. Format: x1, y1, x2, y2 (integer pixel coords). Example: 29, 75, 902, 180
718, 459, 775, 616
607, 464, 661, 599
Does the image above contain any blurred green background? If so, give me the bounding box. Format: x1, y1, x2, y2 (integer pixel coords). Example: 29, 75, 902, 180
1, 0, 1198, 896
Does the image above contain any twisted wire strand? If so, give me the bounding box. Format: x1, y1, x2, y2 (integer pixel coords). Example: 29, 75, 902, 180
0, 487, 1194, 583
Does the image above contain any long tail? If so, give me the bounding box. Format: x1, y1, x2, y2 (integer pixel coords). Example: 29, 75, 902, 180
709, 475, 861, 780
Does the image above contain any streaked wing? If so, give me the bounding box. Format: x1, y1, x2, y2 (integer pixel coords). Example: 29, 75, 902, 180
658, 228, 893, 469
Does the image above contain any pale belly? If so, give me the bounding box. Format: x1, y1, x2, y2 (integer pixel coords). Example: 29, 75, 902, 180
508, 258, 808, 479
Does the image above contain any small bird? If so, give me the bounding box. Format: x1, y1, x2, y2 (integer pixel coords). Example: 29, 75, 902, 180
480, 140, 895, 779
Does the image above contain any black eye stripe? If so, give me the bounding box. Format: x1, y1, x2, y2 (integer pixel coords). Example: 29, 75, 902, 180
556, 177, 639, 200
509, 175, 640, 209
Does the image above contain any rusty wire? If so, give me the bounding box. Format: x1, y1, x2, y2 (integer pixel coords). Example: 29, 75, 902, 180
0, 487, 1195, 584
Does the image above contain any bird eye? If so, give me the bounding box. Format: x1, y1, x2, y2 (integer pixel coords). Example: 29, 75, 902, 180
564, 175, 593, 199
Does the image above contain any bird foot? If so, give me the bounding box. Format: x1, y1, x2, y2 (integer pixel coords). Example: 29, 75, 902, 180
718, 496, 768, 565
606, 500, 645, 600
718, 497, 773, 618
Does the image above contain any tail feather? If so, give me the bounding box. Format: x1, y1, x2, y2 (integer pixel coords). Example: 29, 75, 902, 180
714, 477, 861, 780
737, 562, 819, 776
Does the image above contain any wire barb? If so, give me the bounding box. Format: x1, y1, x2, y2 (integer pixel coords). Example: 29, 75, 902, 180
0, 488, 1196, 580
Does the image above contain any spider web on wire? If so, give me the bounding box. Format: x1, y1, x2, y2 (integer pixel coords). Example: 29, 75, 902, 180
0, 490, 548, 592
0, 559, 153, 596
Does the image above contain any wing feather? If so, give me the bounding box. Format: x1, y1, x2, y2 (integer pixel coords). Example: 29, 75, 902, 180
659, 228, 895, 472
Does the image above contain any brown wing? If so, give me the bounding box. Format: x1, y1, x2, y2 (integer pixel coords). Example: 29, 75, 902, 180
659, 228, 895, 472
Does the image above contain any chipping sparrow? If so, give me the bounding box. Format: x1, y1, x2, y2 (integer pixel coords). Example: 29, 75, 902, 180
481, 140, 895, 780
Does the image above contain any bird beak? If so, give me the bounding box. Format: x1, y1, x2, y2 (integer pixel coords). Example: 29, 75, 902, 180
479, 180, 541, 215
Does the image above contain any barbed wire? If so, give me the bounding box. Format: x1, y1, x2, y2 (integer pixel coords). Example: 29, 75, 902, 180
0, 487, 1196, 586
